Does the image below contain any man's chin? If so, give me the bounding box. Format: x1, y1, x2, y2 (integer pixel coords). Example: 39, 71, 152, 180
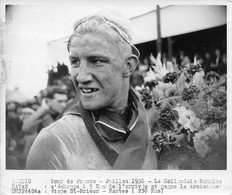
81, 101, 103, 111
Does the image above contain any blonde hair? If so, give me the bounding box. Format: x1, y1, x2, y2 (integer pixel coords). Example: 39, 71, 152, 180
67, 16, 128, 52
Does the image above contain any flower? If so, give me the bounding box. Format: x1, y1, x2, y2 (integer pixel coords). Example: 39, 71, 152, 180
144, 68, 158, 82
212, 91, 226, 107
156, 81, 177, 99
205, 71, 220, 83
173, 106, 201, 132
149, 53, 174, 80
163, 72, 179, 84
203, 107, 227, 124
136, 87, 158, 109
181, 85, 200, 101
157, 106, 179, 131
144, 80, 159, 90
192, 71, 204, 88
187, 63, 203, 75
193, 125, 219, 158
139, 53, 226, 170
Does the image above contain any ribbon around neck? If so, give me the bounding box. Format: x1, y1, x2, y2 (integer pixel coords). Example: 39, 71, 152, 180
79, 89, 149, 169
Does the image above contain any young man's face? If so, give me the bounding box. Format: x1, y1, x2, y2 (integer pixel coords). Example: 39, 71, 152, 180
69, 33, 130, 111
49, 93, 68, 114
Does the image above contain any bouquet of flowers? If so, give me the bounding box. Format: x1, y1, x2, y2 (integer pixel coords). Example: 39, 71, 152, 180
135, 53, 227, 170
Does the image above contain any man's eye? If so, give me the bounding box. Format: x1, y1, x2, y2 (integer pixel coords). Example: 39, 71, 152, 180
71, 60, 80, 67
91, 59, 107, 66
94, 60, 102, 65
91, 60, 101, 65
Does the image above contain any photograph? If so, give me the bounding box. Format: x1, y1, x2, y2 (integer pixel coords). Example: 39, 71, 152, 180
1, 0, 231, 194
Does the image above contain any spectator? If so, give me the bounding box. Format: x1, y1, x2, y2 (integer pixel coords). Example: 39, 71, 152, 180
20, 108, 38, 161
20, 108, 35, 121
211, 48, 223, 73
203, 52, 212, 74
181, 56, 191, 68
196, 55, 204, 67
139, 57, 150, 72
218, 53, 227, 75
6, 131, 19, 169
6, 102, 24, 169
22, 86, 68, 134
130, 69, 144, 88
176, 50, 185, 66
6, 102, 23, 142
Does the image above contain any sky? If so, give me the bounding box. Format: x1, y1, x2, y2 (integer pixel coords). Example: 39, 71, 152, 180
4, 0, 159, 99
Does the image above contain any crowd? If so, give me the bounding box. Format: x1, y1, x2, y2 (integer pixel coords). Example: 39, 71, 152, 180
6, 64, 77, 169
6, 46, 226, 169
130, 48, 227, 88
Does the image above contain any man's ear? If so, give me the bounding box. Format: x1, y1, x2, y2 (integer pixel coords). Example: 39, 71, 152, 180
123, 55, 138, 78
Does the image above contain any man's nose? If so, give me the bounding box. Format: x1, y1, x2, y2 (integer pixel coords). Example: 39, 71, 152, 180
76, 60, 92, 83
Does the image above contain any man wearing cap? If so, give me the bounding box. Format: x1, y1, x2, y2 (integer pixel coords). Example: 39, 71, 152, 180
26, 11, 157, 170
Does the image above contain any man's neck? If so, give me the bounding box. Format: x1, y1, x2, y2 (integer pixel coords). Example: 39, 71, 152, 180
93, 101, 134, 138
95, 90, 133, 124
106, 86, 130, 114
50, 112, 59, 120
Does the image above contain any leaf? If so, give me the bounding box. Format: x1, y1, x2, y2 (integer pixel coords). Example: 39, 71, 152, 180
176, 72, 186, 92
190, 118, 201, 132
150, 53, 157, 66
155, 53, 162, 68
150, 53, 168, 77
146, 106, 159, 129
192, 72, 204, 88
158, 142, 203, 170
166, 61, 174, 73
173, 134, 185, 145
193, 126, 219, 158
159, 99, 171, 110
144, 68, 158, 82
203, 134, 226, 169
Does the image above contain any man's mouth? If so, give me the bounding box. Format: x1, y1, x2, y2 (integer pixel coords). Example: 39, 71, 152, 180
80, 88, 99, 94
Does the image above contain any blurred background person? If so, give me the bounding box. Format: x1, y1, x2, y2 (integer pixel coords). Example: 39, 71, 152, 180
181, 55, 191, 68
176, 50, 185, 66
5, 102, 24, 169
202, 52, 212, 74
6, 102, 23, 142
210, 48, 222, 73
20, 108, 35, 121
20, 108, 37, 164
130, 56, 151, 88
139, 56, 150, 74
22, 86, 68, 135
218, 53, 227, 75
6, 131, 19, 169
171, 56, 180, 72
